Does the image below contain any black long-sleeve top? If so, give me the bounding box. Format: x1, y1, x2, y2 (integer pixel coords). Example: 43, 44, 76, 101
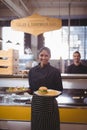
66, 63, 87, 74
28, 63, 63, 93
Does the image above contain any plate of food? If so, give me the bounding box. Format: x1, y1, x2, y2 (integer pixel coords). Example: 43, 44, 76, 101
34, 87, 62, 97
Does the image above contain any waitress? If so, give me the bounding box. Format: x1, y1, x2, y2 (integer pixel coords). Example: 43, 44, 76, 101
28, 47, 63, 130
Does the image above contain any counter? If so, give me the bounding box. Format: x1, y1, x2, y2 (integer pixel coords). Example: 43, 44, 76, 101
0, 102, 87, 124
1, 73, 87, 89
0, 74, 87, 124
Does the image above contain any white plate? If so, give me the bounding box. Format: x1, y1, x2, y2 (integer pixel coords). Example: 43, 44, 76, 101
34, 89, 62, 97
14, 96, 32, 101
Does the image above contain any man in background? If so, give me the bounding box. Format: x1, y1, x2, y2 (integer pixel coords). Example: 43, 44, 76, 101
66, 51, 87, 74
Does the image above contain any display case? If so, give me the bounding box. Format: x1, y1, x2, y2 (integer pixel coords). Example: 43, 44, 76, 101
0, 74, 87, 124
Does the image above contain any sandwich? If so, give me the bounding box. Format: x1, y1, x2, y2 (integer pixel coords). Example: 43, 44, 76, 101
38, 86, 48, 94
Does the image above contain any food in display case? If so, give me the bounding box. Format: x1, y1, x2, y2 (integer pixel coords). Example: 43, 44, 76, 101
6, 87, 28, 93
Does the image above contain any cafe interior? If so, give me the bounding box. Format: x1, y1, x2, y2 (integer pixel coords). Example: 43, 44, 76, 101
0, 0, 87, 130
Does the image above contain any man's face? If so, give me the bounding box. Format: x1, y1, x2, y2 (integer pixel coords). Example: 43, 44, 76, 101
73, 53, 81, 63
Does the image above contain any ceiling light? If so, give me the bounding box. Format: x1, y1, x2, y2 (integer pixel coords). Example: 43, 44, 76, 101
6, 40, 12, 43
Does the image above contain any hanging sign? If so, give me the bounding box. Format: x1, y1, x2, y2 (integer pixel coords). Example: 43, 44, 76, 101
11, 13, 62, 36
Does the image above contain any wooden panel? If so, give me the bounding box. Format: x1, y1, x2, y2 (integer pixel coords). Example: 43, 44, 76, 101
0, 49, 19, 75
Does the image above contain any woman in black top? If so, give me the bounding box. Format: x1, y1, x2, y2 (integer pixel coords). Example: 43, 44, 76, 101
28, 47, 63, 130
28, 47, 63, 93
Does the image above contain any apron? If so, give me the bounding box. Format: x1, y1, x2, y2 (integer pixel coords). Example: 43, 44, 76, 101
31, 94, 60, 130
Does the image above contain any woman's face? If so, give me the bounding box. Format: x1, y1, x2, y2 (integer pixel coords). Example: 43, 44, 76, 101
38, 50, 51, 66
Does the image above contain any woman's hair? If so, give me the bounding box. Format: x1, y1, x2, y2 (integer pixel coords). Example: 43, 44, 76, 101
38, 47, 51, 57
